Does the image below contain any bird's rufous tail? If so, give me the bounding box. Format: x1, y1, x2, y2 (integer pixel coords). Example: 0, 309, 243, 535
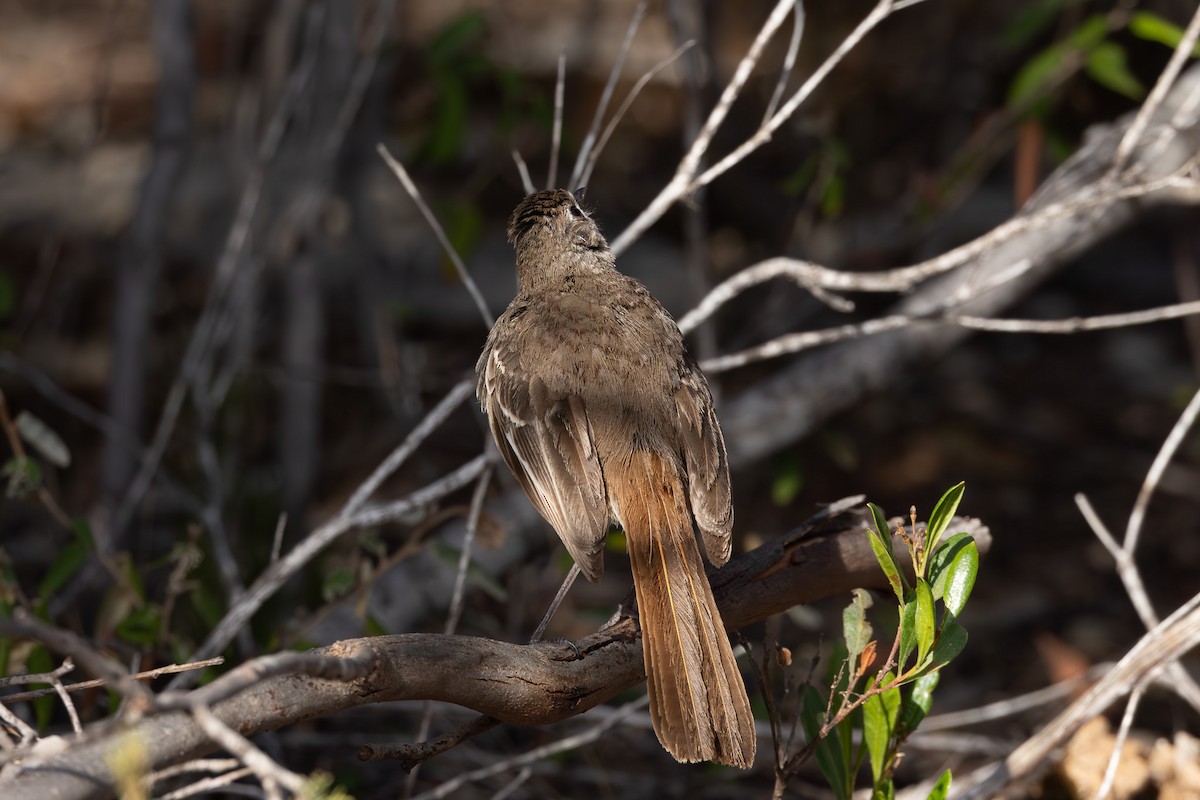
610, 450, 756, 767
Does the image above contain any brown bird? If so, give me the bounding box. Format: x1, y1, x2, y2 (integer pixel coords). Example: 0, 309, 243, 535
476, 189, 756, 767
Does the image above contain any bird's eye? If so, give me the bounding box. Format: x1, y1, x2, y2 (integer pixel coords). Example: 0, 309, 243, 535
569, 204, 585, 219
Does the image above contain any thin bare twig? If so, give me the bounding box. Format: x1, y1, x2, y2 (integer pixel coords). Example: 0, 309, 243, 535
569, 3, 647, 189
0, 612, 151, 705
174, 451, 488, 681
578, 40, 696, 190
1110, 3, 1200, 175
445, 464, 494, 635
1, 658, 223, 705
409, 696, 651, 800
763, 1, 805, 123
677, 161, 1200, 335
1074, 383, 1200, 714
959, 591, 1200, 798
612, 0, 911, 256
192, 704, 305, 797
157, 766, 254, 800
548, 50, 566, 189
360, 714, 499, 766
404, 462, 493, 797
1095, 675, 1151, 800
376, 146, 494, 327
511, 149, 535, 194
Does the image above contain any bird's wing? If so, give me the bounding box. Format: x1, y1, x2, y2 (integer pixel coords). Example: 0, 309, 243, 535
479, 340, 609, 582
674, 364, 734, 565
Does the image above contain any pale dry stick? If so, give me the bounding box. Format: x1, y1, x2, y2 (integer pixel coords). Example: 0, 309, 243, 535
1110, 3, 1200, 177
700, 314, 911, 373
1072, 395, 1200, 715
959, 591, 1200, 799
511, 150, 535, 194
171, 393, 486, 692
149, 757, 242, 784
1095, 674, 1152, 800
701, 295, 1200, 374
577, 40, 696, 190
49, 675, 81, 735
158, 766, 254, 800
445, 465, 494, 634
345, 379, 474, 513
192, 704, 305, 798
1, 658, 223, 705
954, 299, 1200, 333
206, 0, 396, 410
270, 513, 287, 564
918, 666, 1102, 732
0, 702, 36, 744
568, 2, 647, 189
0, 657, 74, 690
376, 146, 494, 327
410, 695, 651, 800
666, 0, 715, 363
491, 767, 534, 800
692, 0, 920, 193
404, 463, 493, 798
0, 612, 151, 704
110, 26, 323, 544
547, 50, 566, 189
322, 0, 395, 158
1125, 384, 1200, 554
609, 0, 795, 255
678, 164, 1200, 334
612, 0, 918, 256
762, 0, 805, 124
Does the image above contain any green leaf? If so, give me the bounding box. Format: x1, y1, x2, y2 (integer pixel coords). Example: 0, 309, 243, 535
924, 482, 964, 558
863, 677, 900, 781
321, 568, 356, 603
1001, 0, 1070, 52
771, 455, 804, 506
927, 621, 969, 673
1086, 43, 1144, 100
928, 533, 973, 601
872, 781, 896, 800
1129, 11, 1200, 56
866, 503, 905, 602
1066, 14, 1113, 50
913, 579, 936, 668
925, 769, 952, 800
442, 201, 484, 266
898, 594, 918, 670
843, 588, 874, 665
1007, 43, 1068, 108
801, 684, 850, 800
4, 457, 42, 497
941, 540, 979, 618
900, 671, 939, 734
426, 76, 468, 164
71, 519, 96, 550
115, 605, 162, 646
25, 645, 55, 729
426, 11, 486, 66
37, 542, 86, 600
